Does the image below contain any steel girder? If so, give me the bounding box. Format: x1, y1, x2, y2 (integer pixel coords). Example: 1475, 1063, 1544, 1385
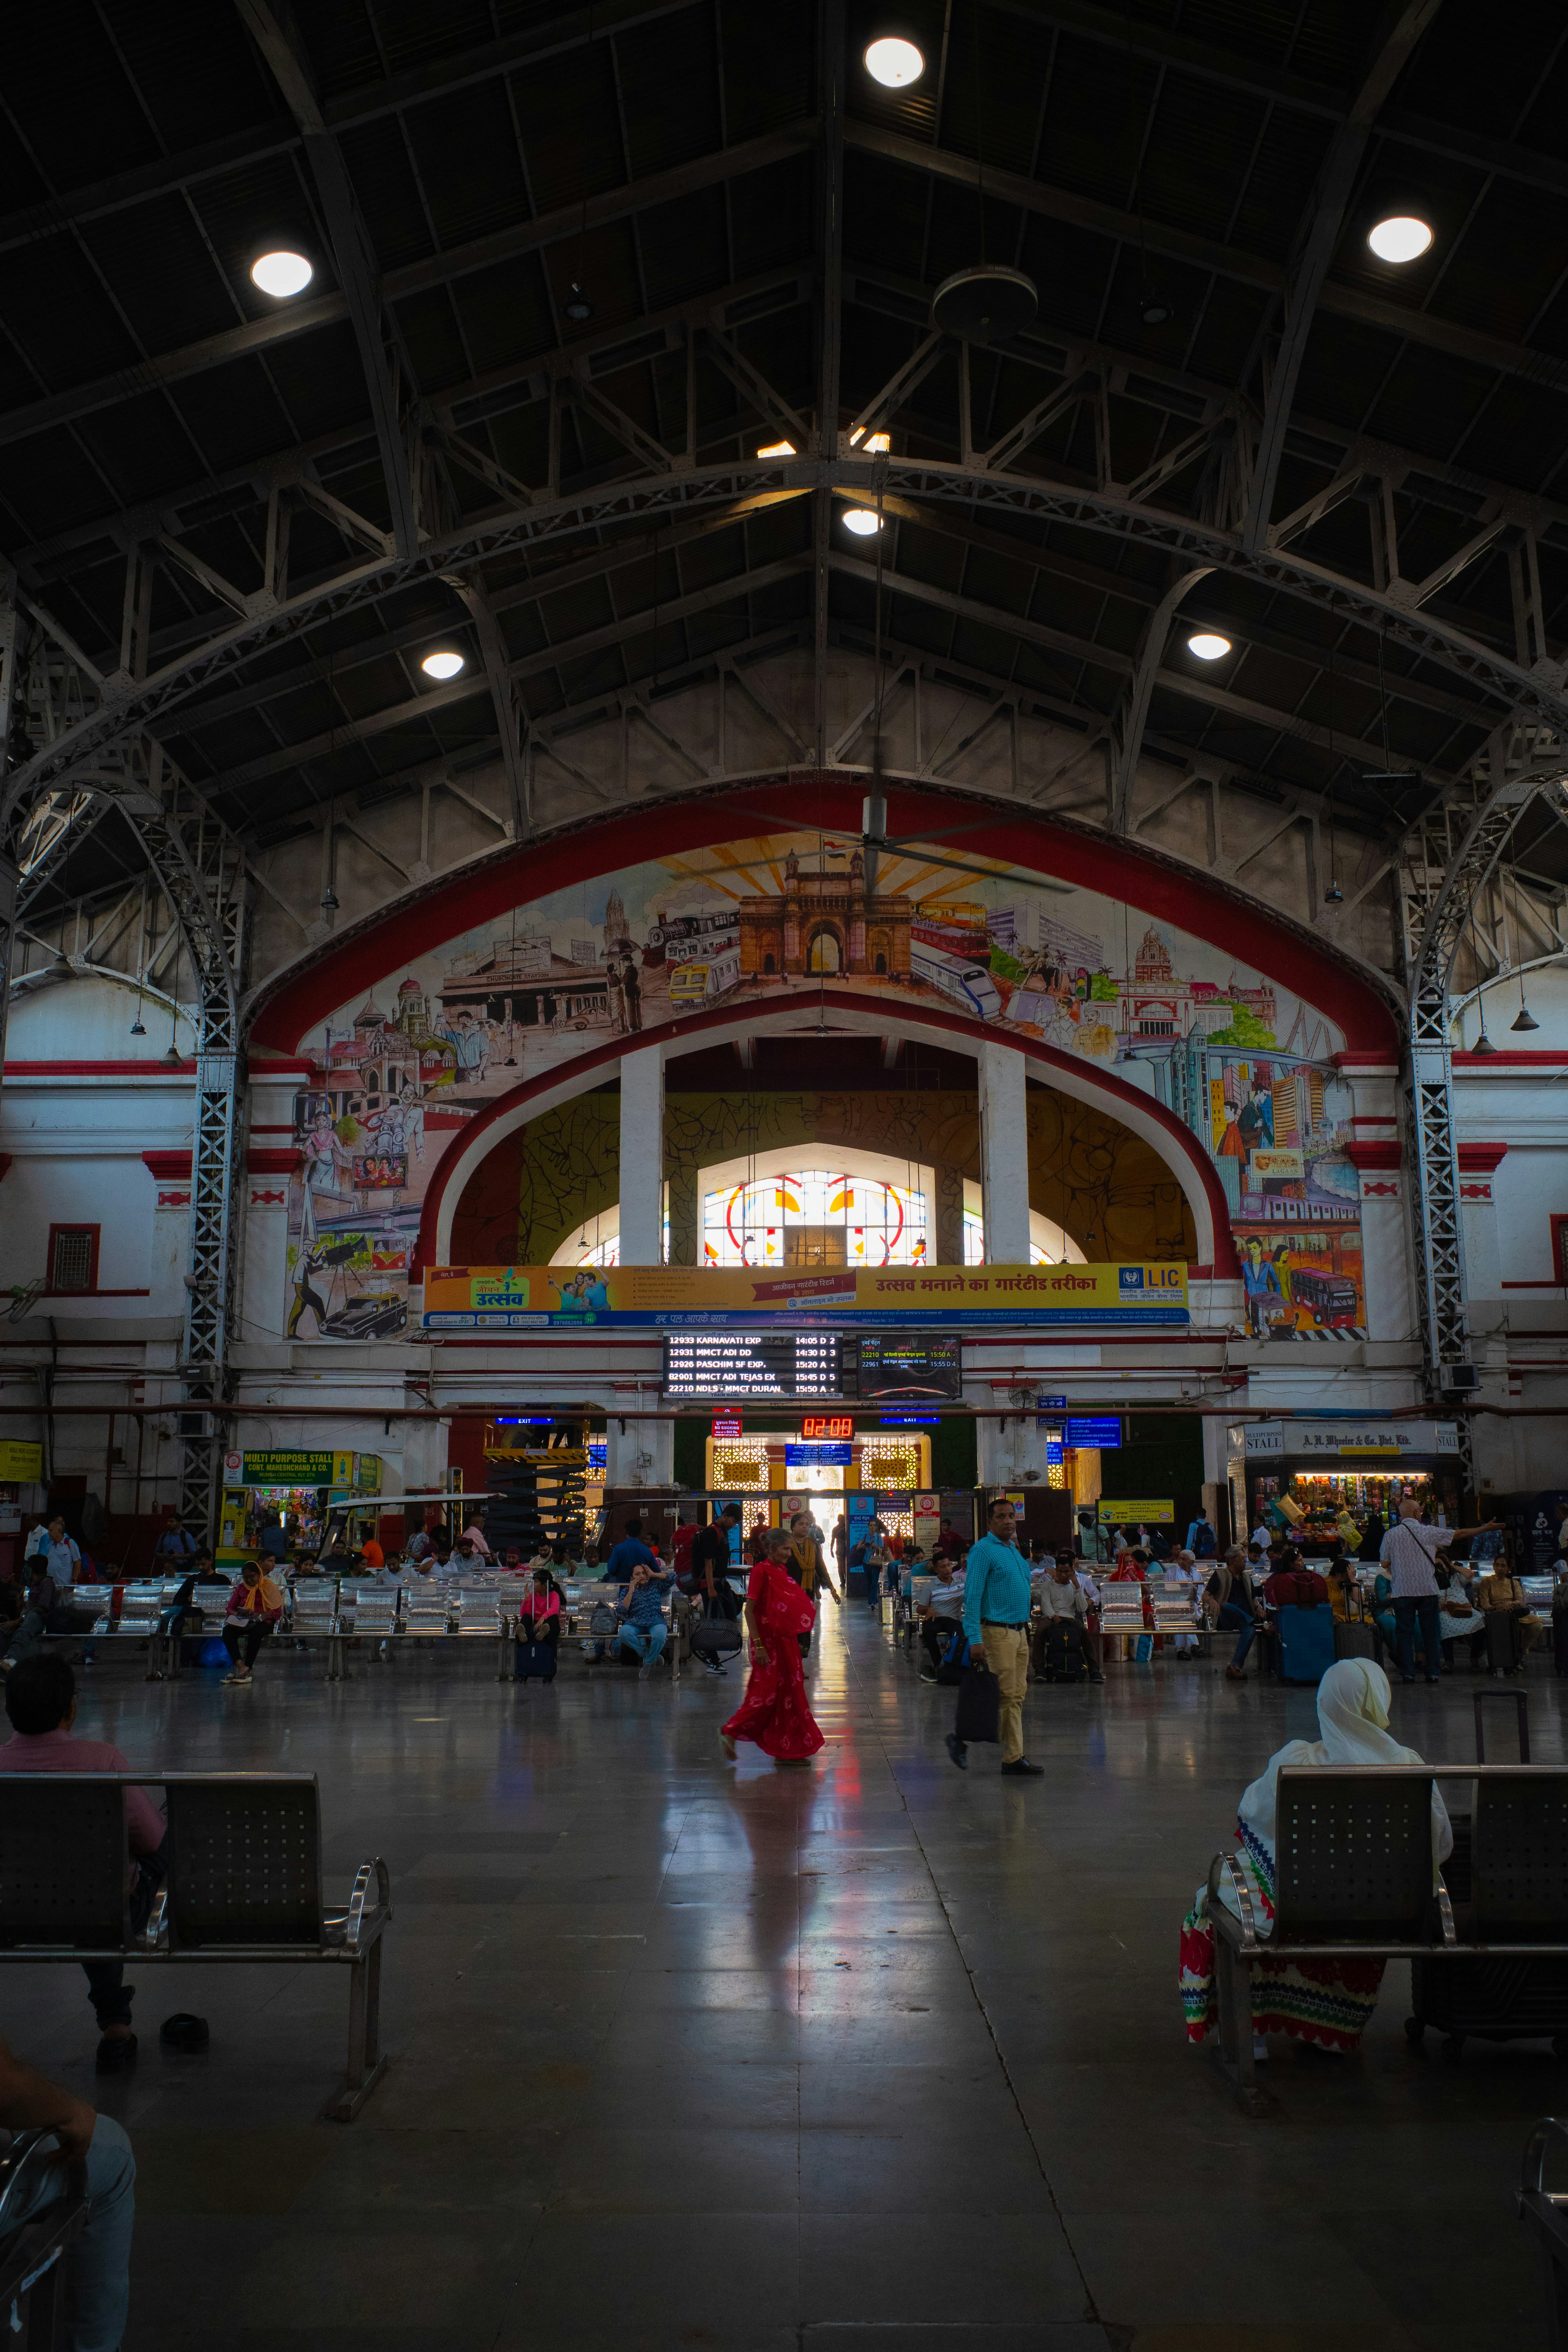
1399, 721, 1568, 1410
1, 607, 249, 1537
7, 456, 1568, 838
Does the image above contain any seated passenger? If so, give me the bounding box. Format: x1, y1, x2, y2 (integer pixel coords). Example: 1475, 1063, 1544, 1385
0, 1657, 167, 2074
917, 1555, 967, 1682
1262, 1549, 1328, 1610
222, 1560, 283, 1686
1205, 1548, 1263, 1682
1478, 1561, 1548, 1669
615, 1557, 673, 1679
1325, 1556, 1361, 1623
0, 2022, 136, 2347
1180, 1659, 1450, 2061
5, 1561, 62, 1667
1033, 1555, 1104, 1684
514, 1566, 563, 1684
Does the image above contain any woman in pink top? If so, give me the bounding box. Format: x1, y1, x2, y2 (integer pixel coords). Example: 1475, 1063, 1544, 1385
514, 1567, 562, 1684
222, 1560, 283, 1684
0, 1655, 165, 2073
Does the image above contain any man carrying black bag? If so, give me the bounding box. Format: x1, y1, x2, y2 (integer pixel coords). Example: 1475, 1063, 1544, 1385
947, 1494, 1043, 1777
688, 1505, 743, 1676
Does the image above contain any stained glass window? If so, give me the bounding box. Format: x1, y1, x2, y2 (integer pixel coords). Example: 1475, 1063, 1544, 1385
702, 1168, 927, 1267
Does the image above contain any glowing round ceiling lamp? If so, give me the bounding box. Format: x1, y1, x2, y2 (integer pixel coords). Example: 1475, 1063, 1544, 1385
842, 508, 884, 537
1368, 214, 1432, 264
1187, 631, 1232, 661
865, 36, 924, 86
421, 650, 466, 680
251, 250, 313, 297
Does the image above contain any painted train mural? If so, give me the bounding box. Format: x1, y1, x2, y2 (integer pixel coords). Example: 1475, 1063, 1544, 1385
282, 832, 1363, 1343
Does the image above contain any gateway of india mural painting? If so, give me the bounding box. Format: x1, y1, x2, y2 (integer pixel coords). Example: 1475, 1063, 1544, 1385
281, 833, 1362, 1343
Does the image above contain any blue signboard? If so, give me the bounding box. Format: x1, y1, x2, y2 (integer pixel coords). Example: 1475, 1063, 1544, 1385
881, 1411, 940, 1425
785, 1443, 852, 1467
1065, 1417, 1122, 1450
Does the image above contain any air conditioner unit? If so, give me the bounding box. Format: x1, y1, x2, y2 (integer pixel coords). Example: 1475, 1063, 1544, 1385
176, 1410, 219, 1440
1439, 1363, 1480, 1394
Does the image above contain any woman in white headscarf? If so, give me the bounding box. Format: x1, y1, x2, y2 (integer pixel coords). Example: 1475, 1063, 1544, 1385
1180, 1659, 1451, 2055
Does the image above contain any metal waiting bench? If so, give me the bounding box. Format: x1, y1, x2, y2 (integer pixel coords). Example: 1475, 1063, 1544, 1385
0, 1772, 391, 2120
1208, 1763, 1568, 2115
1520, 2116, 1568, 2350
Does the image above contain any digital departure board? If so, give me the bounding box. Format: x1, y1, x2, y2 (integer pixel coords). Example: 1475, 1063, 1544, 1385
855, 1333, 963, 1399
663, 1332, 845, 1398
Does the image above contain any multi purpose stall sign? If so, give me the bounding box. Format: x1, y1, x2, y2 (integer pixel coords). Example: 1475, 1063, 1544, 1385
1234, 1421, 1460, 1461
421, 1262, 1189, 1331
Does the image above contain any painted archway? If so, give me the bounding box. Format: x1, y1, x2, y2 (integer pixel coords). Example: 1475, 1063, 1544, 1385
254, 776, 1384, 1342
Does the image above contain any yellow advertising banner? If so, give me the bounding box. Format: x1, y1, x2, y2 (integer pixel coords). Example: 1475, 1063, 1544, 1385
0, 1441, 44, 1483
1097, 1498, 1176, 1523
421, 1261, 1188, 1330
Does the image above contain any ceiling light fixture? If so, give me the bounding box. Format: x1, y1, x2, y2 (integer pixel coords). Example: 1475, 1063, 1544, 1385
1187, 631, 1231, 660
421, 650, 465, 680
1140, 295, 1172, 325
563, 282, 594, 321
1325, 880, 1344, 904
1471, 1024, 1499, 1057
842, 508, 884, 537
129, 1012, 146, 1036
320, 885, 339, 913
1512, 1003, 1540, 1032
932, 261, 1037, 343
865, 35, 924, 86
251, 250, 313, 297
1368, 214, 1433, 264
757, 439, 796, 458
162, 1040, 185, 1068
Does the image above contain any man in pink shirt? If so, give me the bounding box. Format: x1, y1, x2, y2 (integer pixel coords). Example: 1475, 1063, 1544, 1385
0, 1657, 166, 2076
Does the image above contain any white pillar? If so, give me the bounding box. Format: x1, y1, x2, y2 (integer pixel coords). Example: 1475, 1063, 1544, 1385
978, 1040, 1031, 1262
618, 1044, 666, 1263
606, 1410, 673, 1487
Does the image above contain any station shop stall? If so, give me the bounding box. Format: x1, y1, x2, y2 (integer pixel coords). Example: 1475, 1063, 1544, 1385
217, 1447, 401, 1568
1227, 1419, 1465, 1552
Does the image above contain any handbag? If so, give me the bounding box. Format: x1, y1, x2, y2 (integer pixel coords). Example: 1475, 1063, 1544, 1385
954, 1662, 1001, 1744
692, 1604, 743, 1656
588, 1602, 619, 1637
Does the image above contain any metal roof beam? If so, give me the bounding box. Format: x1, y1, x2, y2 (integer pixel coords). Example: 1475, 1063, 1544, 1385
1241, 0, 1445, 555
0, 124, 817, 453
843, 122, 1568, 396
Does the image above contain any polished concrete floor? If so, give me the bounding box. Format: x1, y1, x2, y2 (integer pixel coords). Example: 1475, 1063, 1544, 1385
7, 1607, 1564, 2352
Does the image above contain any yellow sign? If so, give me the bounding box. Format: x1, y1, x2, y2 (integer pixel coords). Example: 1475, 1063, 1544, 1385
422, 1262, 1189, 1330
1097, 1499, 1175, 1523
0, 1441, 43, 1484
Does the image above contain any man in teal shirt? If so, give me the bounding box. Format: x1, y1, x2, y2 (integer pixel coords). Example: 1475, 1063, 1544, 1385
948, 1495, 1043, 1777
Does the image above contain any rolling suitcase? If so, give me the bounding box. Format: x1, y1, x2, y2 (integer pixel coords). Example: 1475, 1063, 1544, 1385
1333, 1610, 1376, 1661
1483, 1609, 1520, 1675
1275, 1603, 1335, 1684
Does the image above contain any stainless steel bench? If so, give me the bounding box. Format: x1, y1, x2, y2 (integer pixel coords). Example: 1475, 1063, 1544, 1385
0, 1772, 391, 2120
1209, 1763, 1568, 2115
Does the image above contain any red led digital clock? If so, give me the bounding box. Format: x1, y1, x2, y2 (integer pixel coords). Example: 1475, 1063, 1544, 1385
800, 1415, 854, 1441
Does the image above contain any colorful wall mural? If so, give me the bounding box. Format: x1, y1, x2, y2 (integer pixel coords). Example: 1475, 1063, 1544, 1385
280, 832, 1361, 1343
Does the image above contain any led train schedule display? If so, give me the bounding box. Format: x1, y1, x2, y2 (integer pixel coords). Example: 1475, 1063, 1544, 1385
663, 1332, 845, 1398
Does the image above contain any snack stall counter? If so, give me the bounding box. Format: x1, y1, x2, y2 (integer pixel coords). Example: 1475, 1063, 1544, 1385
218, 1448, 387, 1565
1227, 1419, 1463, 1551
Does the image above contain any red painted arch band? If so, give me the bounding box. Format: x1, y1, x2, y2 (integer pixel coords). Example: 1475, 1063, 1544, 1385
247, 773, 1398, 1060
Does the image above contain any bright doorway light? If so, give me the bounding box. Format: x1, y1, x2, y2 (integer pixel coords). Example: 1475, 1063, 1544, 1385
421, 650, 466, 680
865, 36, 924, 86
1187, 631, 1231, 660
251, 251, 312, 297
1368, 214, 1432, 263
842, 508, 884, 536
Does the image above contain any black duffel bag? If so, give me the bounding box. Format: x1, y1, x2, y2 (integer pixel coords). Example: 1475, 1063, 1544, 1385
954, 1662, 1001, 1744
691, 1603, 743, 1657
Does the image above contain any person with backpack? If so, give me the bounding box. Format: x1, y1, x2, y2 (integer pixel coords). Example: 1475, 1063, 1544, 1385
718, 1529, 824, 1765
1185, 1512, 1217, 1559
688, 1506, 743, 1677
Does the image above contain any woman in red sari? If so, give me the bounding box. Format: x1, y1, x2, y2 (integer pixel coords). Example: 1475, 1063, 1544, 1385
719, 1532, 824, 1765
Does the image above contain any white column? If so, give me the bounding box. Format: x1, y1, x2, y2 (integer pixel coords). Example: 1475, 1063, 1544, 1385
618, 1044, 666, 1263
606, 1411, 674, 1488
978, 1040, 1031, 1262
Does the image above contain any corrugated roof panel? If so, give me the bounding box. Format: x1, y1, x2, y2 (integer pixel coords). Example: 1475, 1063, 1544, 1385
2, 8, 167, 191
1136, 74, 1275, 243
301, 0, 386, 103
78, 197, 244, 353
450, 254, 559, 375
341, 118, 439, 271
722, 0, 814, 139
938, 4, 1056, 178
615, 9, 722, 178
638, 187, 731, 310
510, 44, 628, 217
1225, 111, 1334, 262
1038, 37, 1163, 212
365, 0, 496, 78
105, 0, 285, 151
401, 81, 533, 250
